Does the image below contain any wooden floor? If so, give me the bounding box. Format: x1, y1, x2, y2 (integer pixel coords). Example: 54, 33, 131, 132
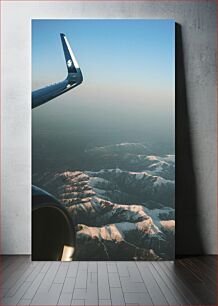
0, 256, 217, 305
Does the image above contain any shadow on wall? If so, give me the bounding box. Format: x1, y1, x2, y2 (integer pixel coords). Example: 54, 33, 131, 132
175, 24, 205, 256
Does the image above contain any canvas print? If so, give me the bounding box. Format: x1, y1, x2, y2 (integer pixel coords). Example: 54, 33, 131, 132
32, 20, 175, 261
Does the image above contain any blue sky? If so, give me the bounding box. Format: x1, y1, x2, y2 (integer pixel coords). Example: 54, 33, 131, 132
32, 19, 175, 92
32, 19, 175, 154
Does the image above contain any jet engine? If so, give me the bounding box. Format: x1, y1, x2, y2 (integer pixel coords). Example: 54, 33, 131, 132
32, 186, 75, 261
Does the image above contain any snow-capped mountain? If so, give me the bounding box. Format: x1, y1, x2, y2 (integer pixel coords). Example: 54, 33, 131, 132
87, 168, 174, 207
85, 143, 175, 180
33, 143, 175, 260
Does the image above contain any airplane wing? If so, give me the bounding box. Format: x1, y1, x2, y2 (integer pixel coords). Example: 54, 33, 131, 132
32, 33, 83, 109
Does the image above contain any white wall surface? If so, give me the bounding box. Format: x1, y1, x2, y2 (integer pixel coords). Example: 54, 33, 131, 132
1, 0, 217, 254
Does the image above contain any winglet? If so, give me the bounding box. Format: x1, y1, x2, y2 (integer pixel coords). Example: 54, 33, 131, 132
60, 33, 82, 78
32, 34, 83, 109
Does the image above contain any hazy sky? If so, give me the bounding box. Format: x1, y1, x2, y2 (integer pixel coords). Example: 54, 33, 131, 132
32, 20, 175, 172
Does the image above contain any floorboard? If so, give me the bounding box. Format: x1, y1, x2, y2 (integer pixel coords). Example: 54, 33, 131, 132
0, 256, 217, 305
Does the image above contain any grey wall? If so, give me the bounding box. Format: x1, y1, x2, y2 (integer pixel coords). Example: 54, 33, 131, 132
1, 0, 217, 255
